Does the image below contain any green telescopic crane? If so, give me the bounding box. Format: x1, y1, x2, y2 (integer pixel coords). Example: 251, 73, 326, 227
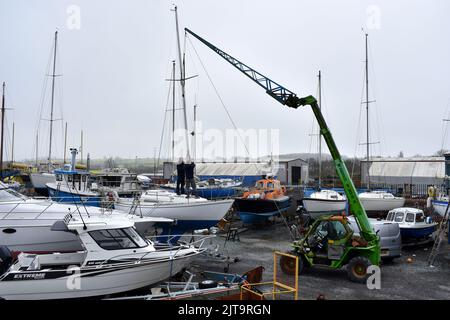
185, 28, 377, 244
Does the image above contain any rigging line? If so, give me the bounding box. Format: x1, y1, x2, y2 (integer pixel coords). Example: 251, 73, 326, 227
439, 98, 450, 152
157, 72, 175, 169
351, 67, 366, 179
187, 36, 267, 173
367, 39, 386, 157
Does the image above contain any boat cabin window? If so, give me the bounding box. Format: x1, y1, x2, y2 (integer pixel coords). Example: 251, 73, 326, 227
415, 212, 425, 223
56, 174, 63, 182
405, 213, 415, 223
386, 212, 394, 221
255, 181, 265, 189
394, 212, 404, 223
267, 182, 274, 189
89, 227, 148, 250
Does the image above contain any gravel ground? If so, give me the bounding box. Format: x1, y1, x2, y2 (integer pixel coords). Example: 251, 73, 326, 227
189, 220, 450, 300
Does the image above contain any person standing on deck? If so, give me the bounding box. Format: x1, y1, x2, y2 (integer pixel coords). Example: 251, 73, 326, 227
185, 159, 197, 198
176, 158, 186, 195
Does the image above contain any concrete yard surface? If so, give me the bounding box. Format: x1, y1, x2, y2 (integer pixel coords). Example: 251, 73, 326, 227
190, 221, 450, 300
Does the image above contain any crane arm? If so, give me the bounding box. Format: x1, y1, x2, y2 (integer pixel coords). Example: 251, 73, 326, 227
185, 28, 377, 243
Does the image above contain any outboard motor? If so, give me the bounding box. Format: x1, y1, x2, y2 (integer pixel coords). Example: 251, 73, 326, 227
0, 246, 12, 276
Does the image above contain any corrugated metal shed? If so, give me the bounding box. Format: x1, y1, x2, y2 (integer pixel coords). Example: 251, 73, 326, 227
361, 157, 444, 185
195, 162, 272, 176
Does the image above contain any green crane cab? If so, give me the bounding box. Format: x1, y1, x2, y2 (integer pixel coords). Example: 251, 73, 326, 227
185, 28, 381, 282
281, 214, 380, 282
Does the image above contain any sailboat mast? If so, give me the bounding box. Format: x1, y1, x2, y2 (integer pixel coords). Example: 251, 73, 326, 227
318, 71, 322, 189
11, 122, 14, 164
63, 122, 67, 164
80, 129, 83, 164
35, 133, 39, 167
171, 60, 176, 163
173, 6, 190, 160
365, 33, 370, 189
0, 82, 5, 174
48, 31, 58, 169
193, 103, 197, 162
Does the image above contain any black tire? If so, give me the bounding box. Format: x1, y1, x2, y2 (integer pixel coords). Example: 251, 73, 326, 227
347, 256, 372, 283
199, 280, 218, 289
280, 253, 304, 275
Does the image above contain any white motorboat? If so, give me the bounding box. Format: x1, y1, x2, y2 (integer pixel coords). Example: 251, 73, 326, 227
386, 207, 437, 240
0, 182, 171, 254
30, 172, 56, 195
114, 189, 234, 236
358, 191, 405, 211
302, 190, 347, 219
0, 214, 205, 300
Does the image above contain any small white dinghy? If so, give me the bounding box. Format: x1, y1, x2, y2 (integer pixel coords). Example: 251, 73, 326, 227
0, 214, 206, 300
358, 191, 405, 212
302, 190, 347, 219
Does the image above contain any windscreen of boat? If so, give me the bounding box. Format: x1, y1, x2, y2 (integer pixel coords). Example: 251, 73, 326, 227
405, 213, 415, 223
89, 227, 148, 250
0, 188, 27, 202
394, 212, 404, 223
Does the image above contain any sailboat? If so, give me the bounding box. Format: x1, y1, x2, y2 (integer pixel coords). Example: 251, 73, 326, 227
356, 33, 405, 213
301, 71, 347, 218
29, 31, 61, 195
115, 6, 234, 239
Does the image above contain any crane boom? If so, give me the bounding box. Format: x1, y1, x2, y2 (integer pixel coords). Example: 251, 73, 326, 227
185, 28, 377, 243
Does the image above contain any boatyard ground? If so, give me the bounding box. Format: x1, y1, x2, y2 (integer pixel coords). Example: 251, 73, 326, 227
189, 220, 450, 300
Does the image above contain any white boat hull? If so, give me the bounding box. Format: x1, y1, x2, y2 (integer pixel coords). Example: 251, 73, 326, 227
30, 173, 56, 190
302, 198, 347, 218
115, 199, 234, 224
0, 250, 196, 300
359, 197, 405, 211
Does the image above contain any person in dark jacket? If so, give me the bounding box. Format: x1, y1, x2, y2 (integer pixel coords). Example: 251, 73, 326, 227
185, 160, 197, 198
176, 158, 185, 195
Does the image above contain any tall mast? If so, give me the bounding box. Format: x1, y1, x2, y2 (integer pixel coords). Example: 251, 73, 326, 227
63, 122, 67, 164
80, 129, 83, 164
48, 31, 58, 170
35, 133, 39, 167
365, 33, 370, 189
192, 103, 197, 162
11, 122, 15, 164
318, 71, 322, 189
0, 82, 5, 174
173, 5, 190, 160
171, 60, 176, 163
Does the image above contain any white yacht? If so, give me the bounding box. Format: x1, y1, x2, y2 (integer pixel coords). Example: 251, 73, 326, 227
302, 189, 347, 219
0, 182, 171, 254
115, 189, 234, 237
0, 214, 205, 300
358, 191, 405, 211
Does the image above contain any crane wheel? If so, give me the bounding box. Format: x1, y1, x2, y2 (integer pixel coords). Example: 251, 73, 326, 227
280, 253, 304, 275
347, 256, 371, 283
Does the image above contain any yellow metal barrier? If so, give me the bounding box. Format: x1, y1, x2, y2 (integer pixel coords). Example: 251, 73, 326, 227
240, 251, 298, 300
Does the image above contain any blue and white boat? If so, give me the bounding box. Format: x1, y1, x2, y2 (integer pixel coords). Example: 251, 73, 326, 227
385, 207, 437, 240
233, 178, 291, 224
46, 149, 101, 207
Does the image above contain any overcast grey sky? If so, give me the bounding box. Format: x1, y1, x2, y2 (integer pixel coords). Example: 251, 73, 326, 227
1, 0, 449, 161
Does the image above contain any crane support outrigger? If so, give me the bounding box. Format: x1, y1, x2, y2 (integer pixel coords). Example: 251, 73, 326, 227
186, 28, 380, 282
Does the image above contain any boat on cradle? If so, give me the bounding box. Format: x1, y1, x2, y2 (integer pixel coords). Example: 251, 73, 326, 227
90, 167, 144, 198
46, 148, 102, 207
0, 214, 205, 300
114, 189, 234, 238
385, 207, 437, 240
358, 191, 405, 212
431, 194, 448, 217
0, 182, 171, 254
233, 178, 291, 224
161, 178, 242, 200
301, 189, 347, 219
